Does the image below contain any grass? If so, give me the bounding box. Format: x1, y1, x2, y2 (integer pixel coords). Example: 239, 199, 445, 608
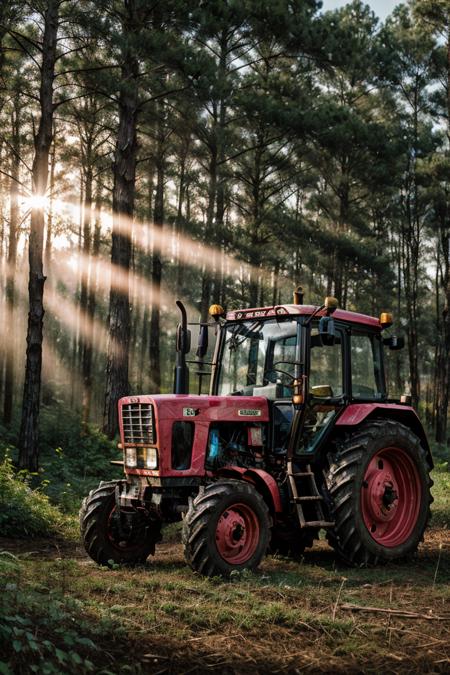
1, 532, 448, 673
431, 466, 450, 527
0, 427, 448, 674
0, 467, 449, 673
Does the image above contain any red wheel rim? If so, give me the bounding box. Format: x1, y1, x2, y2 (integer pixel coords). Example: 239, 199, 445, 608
361, 447, 421, 547
215, 503, 260, 564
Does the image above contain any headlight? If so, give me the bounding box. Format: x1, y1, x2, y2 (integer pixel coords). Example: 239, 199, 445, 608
125, 447, 137, 467
125, 447, 157, 469
144, 447, 158, 469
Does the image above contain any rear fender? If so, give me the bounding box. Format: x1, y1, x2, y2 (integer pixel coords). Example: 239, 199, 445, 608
216, 466, 283, 515
336, 404, 433, 468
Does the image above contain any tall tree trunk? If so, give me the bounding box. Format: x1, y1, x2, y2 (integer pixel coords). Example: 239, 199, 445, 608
18, 0, 59, 471
401, 104, 421, 411
334, 165, 349, 305
435, 28, 450, 442
3, 98, 20, 425
200, 102, 218, 322
175, 137, 188, 288
80, 165, 93, 337
248, 136, 264, 308
149, 105, 165, 393
435, 206, 450, 442
70, 177, 84, 407
81, 177, 99, 426
104, 49, 139, 438
45, 130, 56, 270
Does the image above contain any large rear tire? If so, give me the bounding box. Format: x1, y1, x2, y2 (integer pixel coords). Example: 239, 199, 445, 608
80, 481, 161, 566
182, 480, 270, 577
326, 420, 432, 565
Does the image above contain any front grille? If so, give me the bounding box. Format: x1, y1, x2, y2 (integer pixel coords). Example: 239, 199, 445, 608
122, 403, 155, 445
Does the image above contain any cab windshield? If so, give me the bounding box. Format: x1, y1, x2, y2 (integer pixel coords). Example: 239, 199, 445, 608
217, 319, 300, 397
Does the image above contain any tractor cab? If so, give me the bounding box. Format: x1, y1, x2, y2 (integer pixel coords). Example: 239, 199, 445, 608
209, 299, 390, 459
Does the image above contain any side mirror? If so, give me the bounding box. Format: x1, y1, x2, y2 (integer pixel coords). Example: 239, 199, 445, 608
383, 335, 405, 351
196, 324, 209, 358
319, 316, 336, 346
176, 324, 191, 354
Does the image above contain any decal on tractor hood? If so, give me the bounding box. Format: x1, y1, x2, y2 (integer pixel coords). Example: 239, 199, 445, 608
238, 409, 262, 417
183, 407, 199, 417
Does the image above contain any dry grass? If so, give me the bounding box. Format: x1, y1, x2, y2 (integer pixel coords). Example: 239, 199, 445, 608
1, 527, 449, 673
1, 470, 449, 673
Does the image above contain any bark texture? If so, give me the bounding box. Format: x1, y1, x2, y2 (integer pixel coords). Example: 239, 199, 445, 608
103, 24, 139, 437
18, 0, 59, 470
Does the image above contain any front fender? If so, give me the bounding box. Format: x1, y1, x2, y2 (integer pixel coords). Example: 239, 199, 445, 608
216, 466, 283, 514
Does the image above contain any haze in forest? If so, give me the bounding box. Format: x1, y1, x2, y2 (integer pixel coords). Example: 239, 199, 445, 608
0, 0, 448, 473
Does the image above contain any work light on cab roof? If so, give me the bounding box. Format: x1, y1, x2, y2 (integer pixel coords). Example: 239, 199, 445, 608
80, 286, 433, 578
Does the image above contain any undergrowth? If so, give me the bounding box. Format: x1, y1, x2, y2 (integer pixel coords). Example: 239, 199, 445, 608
0, 405, 121, 514
0, 457, 76, 540
431, 467, 450, 527
0, 552, 100, 674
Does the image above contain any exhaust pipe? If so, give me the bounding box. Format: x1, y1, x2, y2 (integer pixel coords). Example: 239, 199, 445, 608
173, 300, 190, 394
293, 286, 304, 305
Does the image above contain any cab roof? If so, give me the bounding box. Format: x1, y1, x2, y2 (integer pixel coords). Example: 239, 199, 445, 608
226, 304, 381, 329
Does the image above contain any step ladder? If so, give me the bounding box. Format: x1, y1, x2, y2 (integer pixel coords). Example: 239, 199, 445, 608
287, 460, 334, 529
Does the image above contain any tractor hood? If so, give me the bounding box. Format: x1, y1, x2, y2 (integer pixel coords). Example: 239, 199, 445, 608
118, 395, 269, 478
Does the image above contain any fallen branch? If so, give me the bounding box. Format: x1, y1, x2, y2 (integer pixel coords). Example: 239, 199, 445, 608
340, 603, 447, 621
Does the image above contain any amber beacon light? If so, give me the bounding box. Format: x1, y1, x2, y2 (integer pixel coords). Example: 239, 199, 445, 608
380, 312, 393, 328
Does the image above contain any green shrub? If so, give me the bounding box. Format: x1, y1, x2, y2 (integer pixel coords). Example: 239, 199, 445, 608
37, 406, 122, 512
0, 406, 122, 515
0, 553, 97, 674
431, 441, 450, 468
0, 456, 74, 539
431, 468, 450, 527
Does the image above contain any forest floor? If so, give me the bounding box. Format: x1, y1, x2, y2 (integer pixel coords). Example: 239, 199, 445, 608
1, 472, 449, 674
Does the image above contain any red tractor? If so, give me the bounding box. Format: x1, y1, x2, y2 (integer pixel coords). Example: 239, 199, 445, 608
80, 291, 433, 576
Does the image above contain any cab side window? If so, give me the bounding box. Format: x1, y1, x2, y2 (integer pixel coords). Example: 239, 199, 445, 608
351, 333, 383, 399
309, 328, 344, 397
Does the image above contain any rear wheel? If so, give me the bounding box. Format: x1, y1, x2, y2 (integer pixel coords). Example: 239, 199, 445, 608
80, 481, 161, 566
326, 420, 432, 565
182, 480, 270, 577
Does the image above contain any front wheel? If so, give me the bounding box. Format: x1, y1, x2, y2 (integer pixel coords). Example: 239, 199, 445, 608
326, 420, 433, 565
182, 480, 270, 577
80, 481, 161, 566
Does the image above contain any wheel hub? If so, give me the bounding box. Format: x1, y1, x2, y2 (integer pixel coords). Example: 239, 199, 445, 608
364, 465, 399, 524
361, 447, 422, 547
215, 503, 260, 564
382, 484, 398, 509
217, 510, 247, 551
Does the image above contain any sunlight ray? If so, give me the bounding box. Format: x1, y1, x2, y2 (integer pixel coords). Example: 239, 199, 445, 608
32, 195, 288, 301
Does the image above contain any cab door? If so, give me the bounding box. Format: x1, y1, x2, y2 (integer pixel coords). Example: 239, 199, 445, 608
298, 321, 347, 454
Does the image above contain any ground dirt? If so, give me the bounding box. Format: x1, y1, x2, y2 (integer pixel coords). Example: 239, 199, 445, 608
1, 525, 449, 674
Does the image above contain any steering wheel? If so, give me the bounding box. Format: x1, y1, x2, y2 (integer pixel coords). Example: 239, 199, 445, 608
263, 367, 295, 387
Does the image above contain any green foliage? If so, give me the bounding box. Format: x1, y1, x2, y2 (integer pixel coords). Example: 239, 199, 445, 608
0, 456, 75, 539
0, 405, 122, 514
0, 553, 97, 674
37, 407, 121, 513
431, 467, 450, 527
431, 440, 450, 467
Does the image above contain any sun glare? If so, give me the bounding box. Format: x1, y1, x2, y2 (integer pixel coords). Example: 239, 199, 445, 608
23, 194, 50, 211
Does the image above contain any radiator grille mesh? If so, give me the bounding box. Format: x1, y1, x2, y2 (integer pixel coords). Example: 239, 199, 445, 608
122, 403, 155, 445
